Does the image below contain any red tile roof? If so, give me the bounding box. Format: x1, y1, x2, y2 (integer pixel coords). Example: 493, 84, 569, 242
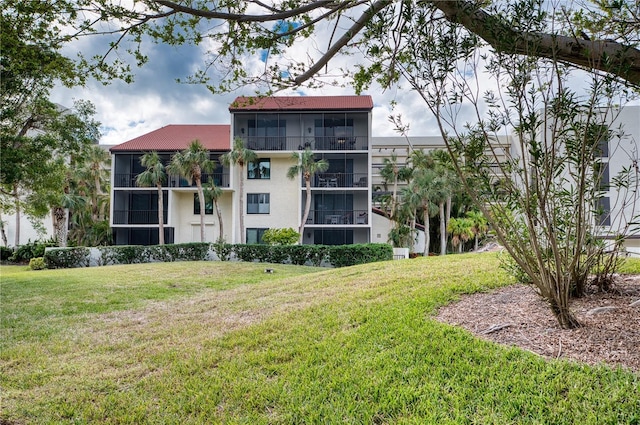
229, 95, 373, 112
110, 125, 230, 152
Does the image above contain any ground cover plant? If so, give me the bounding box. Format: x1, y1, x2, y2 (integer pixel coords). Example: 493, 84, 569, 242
1, 255, 639, 424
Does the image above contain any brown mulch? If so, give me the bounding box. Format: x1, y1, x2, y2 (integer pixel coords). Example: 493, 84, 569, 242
435, 275, 640, 373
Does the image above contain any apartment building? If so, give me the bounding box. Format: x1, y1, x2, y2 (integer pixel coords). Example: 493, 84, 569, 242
229, 95, 373, 245
110, 125, 231, 245
109, 95, 374, 246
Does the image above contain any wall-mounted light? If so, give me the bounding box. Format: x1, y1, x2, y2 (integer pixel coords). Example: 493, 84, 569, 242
241, 128, 245, 134
308, 127, 312, 134
306, 232, 311, 238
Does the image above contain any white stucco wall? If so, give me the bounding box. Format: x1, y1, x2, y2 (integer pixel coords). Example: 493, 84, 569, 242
243, 156, 300, 234
2, 212, 54, 247
169, 189, 233, 243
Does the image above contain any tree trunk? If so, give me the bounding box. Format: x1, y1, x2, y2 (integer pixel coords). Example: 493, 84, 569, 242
548, 298, 581, 329
214, 199, 224, 241
474, 234, 479, 251
423, 209, 430, 257
299, 178, 312, 244
196, 179, 205, 243
157, 182, 165, 245
52, 206, 67, 247
239, 164, 245, 243
0, 211, 8, 247
439, 201, 447, 255
13, 186, 20, 247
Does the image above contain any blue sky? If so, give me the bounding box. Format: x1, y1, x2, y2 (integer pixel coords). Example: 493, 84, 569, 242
50, 26, 445, 146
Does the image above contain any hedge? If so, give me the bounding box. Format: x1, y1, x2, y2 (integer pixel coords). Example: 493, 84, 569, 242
44, 247, 90, 269
42, 243, 393, 268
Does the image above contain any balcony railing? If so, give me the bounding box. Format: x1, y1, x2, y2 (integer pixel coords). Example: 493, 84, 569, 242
304, 173, 368, 188
304, 209, 369, 225
114, 172, 230, 188
113, 210, 168, 225
241, 136, 369, 151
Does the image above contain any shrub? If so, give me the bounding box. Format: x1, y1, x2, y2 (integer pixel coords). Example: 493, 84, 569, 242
213, 238, 233, 261
0, 246, 14, 261
162, 243, 210, 261
262, 228, 300, 245
98, 245, 150, 265
44, 247, 90, 269
233, 244, 259, 262
9, 240, 56, 263
286, 245, 310, 265
29, 257, 47, 270
327, 244, 393, 268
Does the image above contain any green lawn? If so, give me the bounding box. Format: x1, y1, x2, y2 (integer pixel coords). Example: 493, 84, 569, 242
1, 255, 639, 424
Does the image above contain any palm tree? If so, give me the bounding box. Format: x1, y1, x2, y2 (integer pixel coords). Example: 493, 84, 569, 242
447, 217, 474, 253
220, 138, 257, 243
167, 140, 215, 243
466, 209, 489, 251
204, 180, 224, 241
136, 151, 167, 245
286, 148, 329, 243
380, 153, 411, 221
430, 150, 458, 255
405, 168, 438, 255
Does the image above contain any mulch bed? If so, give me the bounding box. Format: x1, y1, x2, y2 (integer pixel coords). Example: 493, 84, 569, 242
435, 275, 640, 373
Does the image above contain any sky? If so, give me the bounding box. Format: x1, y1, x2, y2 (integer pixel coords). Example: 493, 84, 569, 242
50, 13, 447, 146
48, 4, 626, 147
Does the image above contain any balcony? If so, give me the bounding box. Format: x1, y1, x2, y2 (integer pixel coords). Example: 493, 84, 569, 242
304, 209, 369, 225
303, 173, 368, 188
241, 136, 369, 151
114, 172, 230, 188
113, 210, 168, 225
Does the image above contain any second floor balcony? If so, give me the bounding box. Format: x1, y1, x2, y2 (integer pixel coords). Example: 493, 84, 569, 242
302, 173, 369, 189
114, 172, 230, 188
304, 209, 369, 225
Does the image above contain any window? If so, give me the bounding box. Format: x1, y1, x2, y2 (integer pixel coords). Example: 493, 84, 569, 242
248, 117, 286, 150
596, 197, 611, 226
194, 193, 213, 215
246, 228, 268, 244
247, 193, 270, 214
589, 124, 609, 158
594, 161, 610, 191
248, 159, 271, 179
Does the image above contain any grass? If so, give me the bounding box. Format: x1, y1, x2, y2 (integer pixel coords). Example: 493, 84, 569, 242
1, 255, 639, 424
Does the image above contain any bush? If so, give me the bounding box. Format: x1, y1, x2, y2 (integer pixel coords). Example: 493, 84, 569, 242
162, 243, 210, 261
262, 228, 300, 245
327, 244, 393, 268
29, 257, 47, 270
44, 247, 90, 269
9, 240, 56, 263
98, 245, 150, 265
286, 245, 310, 265
227, 243, 390, 267
213, 238, 233, 261
0, 246, 14, 261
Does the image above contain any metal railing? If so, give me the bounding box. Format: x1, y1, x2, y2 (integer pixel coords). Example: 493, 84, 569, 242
305, 173, 368, 188
304, 209, 369, 225
241, 136, 369, 151
112, 210, 168, 225
114, 172, 230, 188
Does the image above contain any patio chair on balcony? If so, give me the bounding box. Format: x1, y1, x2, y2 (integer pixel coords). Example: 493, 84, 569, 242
354, 177, 368, 187
356, 212, 368, 224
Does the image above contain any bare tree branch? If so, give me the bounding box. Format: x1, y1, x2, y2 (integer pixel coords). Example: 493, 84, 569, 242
293, 0, 392, 85
153, 0, 338, 23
